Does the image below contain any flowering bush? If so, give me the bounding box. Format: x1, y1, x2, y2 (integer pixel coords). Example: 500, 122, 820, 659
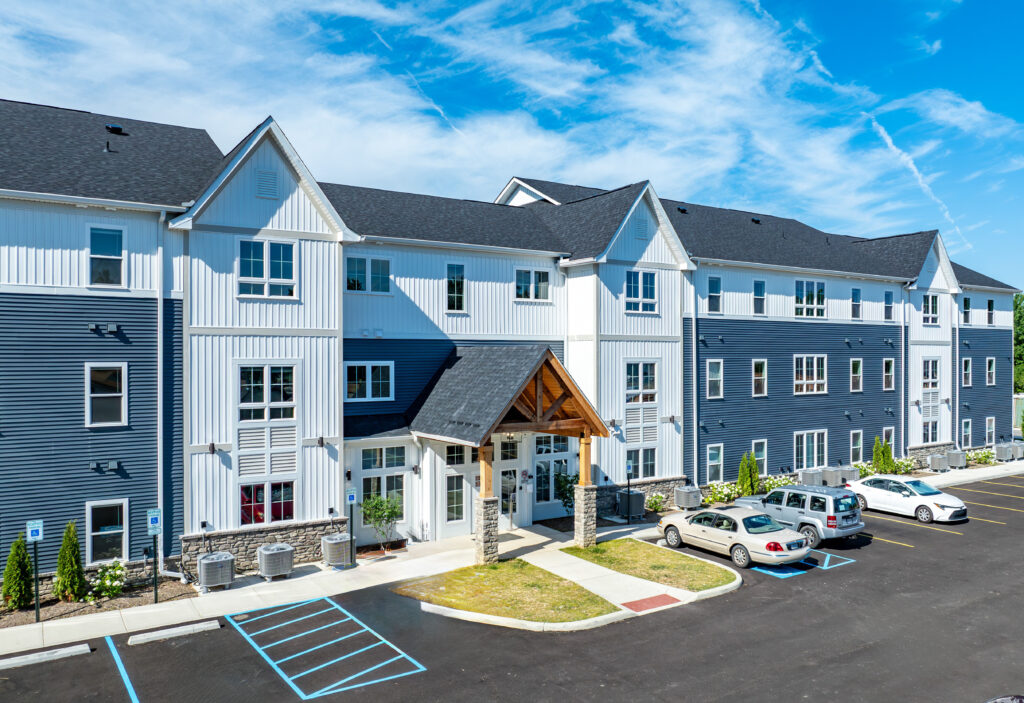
86, 561, 127, 601
645, 493, 667, 512
759, 474, 797, 492
854, 462, 875, 478
967, 449, 996, 466
704, 481, 742, 505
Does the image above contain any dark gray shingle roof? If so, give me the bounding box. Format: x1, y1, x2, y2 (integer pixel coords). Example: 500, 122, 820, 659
532, 183, 647, 261
514, 177, 606, 204
0, 99, 224, 206
951, 263, 1016, 291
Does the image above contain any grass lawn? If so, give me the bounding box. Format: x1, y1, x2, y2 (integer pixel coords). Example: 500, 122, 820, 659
562, 538, 735, 592
393, 559, 617, 623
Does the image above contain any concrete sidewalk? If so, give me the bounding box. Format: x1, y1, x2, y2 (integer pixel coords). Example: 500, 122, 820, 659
918, 459, 1024, 488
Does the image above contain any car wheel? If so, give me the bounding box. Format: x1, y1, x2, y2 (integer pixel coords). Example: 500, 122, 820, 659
731, 544, 751, 569
665, 526, 683, 549
857, 494, 868, 511
916, 505, 934, 523
799, 525, 821, 549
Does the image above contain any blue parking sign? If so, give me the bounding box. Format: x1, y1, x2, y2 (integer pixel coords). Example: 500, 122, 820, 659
26, 520, 43, 542
147, 509, 162, 536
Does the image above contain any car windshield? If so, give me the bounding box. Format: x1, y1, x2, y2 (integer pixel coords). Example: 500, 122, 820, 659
905, 480, 942, 496
835, 495, 859, 513
742, 514, 784, 534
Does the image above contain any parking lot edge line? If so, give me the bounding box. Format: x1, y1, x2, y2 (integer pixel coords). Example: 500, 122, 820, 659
291, 641, 384, 680
262, 618, 351, 649
104, 637, 140, 703
858, 532, 914, 548
249, 607, 336, 636
981, 481, 1024, 489
310, 654, 405, 697
968, 516, 1007, 525
229, 599, 320, 624
225, 609, 311, 701
961, 501, 1024, 513
862, 514, 962, 535
949, 487, 1024, 500
274, 630, 366, 665
324, 597, 425, 664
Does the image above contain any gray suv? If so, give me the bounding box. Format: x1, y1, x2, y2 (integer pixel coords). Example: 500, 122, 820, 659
734, 485, 864, 548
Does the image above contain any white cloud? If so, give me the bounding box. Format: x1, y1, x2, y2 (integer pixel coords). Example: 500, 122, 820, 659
919, 38, 942, 56
881, 88, 1020, 138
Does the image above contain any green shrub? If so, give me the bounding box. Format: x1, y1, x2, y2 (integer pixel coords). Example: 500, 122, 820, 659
854, 462, 875, 478
554, 472, 578, 515
361, 494, 403, 553
704, 481, 742, 505
86, 561, 127, 601
968, 449, 995, 466
737, 452, 760, 496
52, 521, 87, 602
2, 533, 33, 610
645, 493, 667, 512
759, 474, 797, 492
881, 440, 896, 472
892, 457, 915, 474
872, 436, 883, 470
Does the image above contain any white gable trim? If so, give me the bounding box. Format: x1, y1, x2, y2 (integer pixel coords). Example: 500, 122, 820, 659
593, 183, 693, 270
494, 177, 559, 205
908, 233, 961, 294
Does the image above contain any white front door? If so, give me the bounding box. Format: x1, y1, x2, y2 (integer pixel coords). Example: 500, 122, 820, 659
498, 468, 520, 530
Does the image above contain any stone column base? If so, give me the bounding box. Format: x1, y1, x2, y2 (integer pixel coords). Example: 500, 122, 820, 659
475, 495, 500, 564
574, 484, 598, 548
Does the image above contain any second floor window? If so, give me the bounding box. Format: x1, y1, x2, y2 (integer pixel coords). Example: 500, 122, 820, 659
239, 365, 295, 421
962, 297, 971, 324
795, 280, 825, 317
794, 355, 827, 394
86, 363, 127, 427
626, 270, 656, 312
707, 277, 722, 313
345, 361, 394, 401
962, 357, 972, 387
752, 360, 767, 397
626, 362, 656, 403
753, 280, 765, 315
89, 227, 124, 287
922, 294, 938, 325
850, 358, 863, 392
346, 257, 390, 293
987, 299, 995, 325
447, 264, 466, 312
515, 270, 550, 300
884, 291, 894, 321
239, 240, 295, 297
987, 357, 996, 386
851, 288, 861, 320
883, 358, 895, 391
707, 360, 723, 399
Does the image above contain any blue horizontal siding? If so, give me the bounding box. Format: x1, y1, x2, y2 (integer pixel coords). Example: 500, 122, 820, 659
162, 299, 183, 554
695, 318, 903, 485
958, 327, 1013, 445
683, 318, 694, 482
0, 293, 161, 572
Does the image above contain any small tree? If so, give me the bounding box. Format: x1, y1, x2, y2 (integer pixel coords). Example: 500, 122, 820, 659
737, 452, 759, 496
554, 472, 578, 515
2, 533, 33, 610
360, 494, 403, 554
872, 436, 883, 469
881, 440, 895, 473
52, 521, 86, 602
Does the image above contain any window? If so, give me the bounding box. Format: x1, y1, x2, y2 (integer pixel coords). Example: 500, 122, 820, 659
809, 496, 827, 513
987, 299, 995, 325
500, 441, 518, 461
764, 491, 784, 506
240, 481, 294, 525
85, 363, 127, 427
535, 435, 569, 454
446, 445, 466, 466
884, 291, 894, 321
446, 475, 464, 522
707, 360, 723, 399
850, 430, 863, 464
238, 240, 295, 297
625, 447, 656, 479
786, 492, 806, 509
850, 358, 863, 393
752, 360, 767, 397
922, 358, 939, 444
707, 277, 722, 313
752, 439, 767, 475
86, 500, 127, 563
753, 280, 765, 315
626, 270, 656, 313
362, 446, 406, 470
962, 357, 972, 387
922, 294, 938, 325
535, 435, 569, 502
515, 270, 550, 300
707, 444, 724, 482
795, 280, 825, 317
986, 357, 996, 386
89, 227, 124, 286
883, 358, 895, 391
625, 362, 656, 403
922, 421, 938, 444
361, 475, 405, 522
851, 288, 861, 320
446, 264, 466, 312
345, 362, 394, 401
794, 355, 827, 394
986, 417, 996, 446
239, 365, 295, 421
962, 297, 971, 324
346, 257, 390, 293
883, 426, 895, 447
962, 418, 972, 448
794, 430, 827, 470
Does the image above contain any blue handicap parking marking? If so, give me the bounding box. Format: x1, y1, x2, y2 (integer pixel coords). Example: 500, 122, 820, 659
226, 597, 425, 699
800, 549, 856, 570
751, 550, 856, 579
751, 564, 805, 579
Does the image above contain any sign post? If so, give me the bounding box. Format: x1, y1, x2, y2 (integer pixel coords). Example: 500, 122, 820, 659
346, 489, 357, 567
26, 521, 43, 623
147, 509, 162, 603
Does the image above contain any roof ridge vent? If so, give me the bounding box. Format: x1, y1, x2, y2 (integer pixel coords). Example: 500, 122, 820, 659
751, 218, 761, 224
104, 123, 127, 135
677, 206, 688, 214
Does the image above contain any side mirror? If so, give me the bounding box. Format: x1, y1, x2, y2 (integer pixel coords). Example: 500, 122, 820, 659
901, 491, 911, 498
761, 498, 767, 505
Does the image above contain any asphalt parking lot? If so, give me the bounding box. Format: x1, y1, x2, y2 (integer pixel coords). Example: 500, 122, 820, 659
3, 473, 1024, 703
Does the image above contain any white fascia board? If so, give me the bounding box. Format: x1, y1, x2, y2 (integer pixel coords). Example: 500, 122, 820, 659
646, 185, 694, 271
494, 177, 559, 205
592, 182, 647, 265
357, 234, 568, 258
0, 189, 185, 213
593, 183, 691, 271
959, 283, 1021, 293
410, 430, 479, 447
693, 257, 913, 283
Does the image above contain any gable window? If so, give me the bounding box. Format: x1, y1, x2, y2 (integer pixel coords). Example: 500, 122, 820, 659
707, 277, 722, 313
752, 439, 767, 475
626, 270, 656, 312
986, 417, 996, 446
987, 299, 995, 325
89, 227, 125, 287
922, 294, 938, 325
239, 365, 295, 421
794, 429, 827, 470
962, 297, 971, 324
850, 358, 863, 393
85, 363, 127, 427
851, 288, 862, 320
447, 264, 466, 312
962, 418, 972, 448
962, 357, 972, 387
255, 169, 278, 199
362, 446, 406, 470
239, 240, 295, 298
706, 444, 724, 482
884, 291, 894, 321
850, 430, 863, 464
986, 357, 996, 386
626, 362, 656, 403
345, 362, 394, 402
346, 256, 390, 293
753, 280, 765, 315
883, 358, 895, 391
706, 360, 723, 399
446, 445, 466, 466
86, 499, 128, 564
752, 359, 767, 397
794, 355, 827, 395
241, 481, 294, 525
795, 280, 825, 317
515, 270, 550, 300
500, 441, 518, 461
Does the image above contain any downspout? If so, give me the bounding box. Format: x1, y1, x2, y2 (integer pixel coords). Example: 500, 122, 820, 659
337, 239, 346, 533
900, 286, 908, 457
593, 265, 601, 478
156, 211, 165, 573
689, 271, 698, 484
953, 293, 960, 449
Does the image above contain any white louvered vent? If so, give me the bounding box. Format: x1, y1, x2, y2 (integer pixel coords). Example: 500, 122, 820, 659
922, 391, 940, 419
238, 427, 266, 450
643, 426, 658, 442
624, 427, 642, 443
625, 408, 642, 425
643, 407, 658, 424
270, 426, 297, 449
271, 452, 297, 474
255, 169, 278, 199
238, 454, 266, 476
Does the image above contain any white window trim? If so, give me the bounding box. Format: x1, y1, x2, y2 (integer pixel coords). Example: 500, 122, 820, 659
87, 223, 127, 289
851, 288, 862, 320
84, 362, 128, 428
85, 498, 129, 565
850, 358, 863, 393
446, 262, 467, 313
753, 280, 766, 316
361, 445, 409, 471
706, 276, 722, 315
344, 361, 396, 402
625, 359, 657, 404
361, 472, 408, 526
706, 443, 724, 483
237, 238, 299, 300
883, 358, 895, 391
345, 255, 393, 295
986, 357, 996, 386
793, 354, 828, 395
751, 359, 767, 397
706, 359, 724, 399
986, 416, 996, 446
626, 447, 657, 480
237, 361, 299, 424
794, 429, 828, 470
513, 268, 553, 303
884, 292, 895, 322
962, 357, 972, 388
445, 473, 467, 523
962, 298, 971, 325
239, 479, 298, 528
850, 430, 863, 464
922, 294, 939, 325
883, 426, 895, 447
795, 279, 826, 318
987, 300, 995, 326
752, 439, 768, 476
962, 419, 972, 449
625, 269, 658, 315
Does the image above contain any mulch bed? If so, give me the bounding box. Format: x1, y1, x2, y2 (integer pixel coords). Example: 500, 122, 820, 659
0, 578, 196, 629
356, 539, 407, 558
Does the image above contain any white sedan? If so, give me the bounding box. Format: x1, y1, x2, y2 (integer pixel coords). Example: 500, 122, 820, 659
657, 506, 810, 568
847, 474, 967, 523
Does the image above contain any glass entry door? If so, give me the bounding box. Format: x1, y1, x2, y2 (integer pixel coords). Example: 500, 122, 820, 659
500, 469, 518, 530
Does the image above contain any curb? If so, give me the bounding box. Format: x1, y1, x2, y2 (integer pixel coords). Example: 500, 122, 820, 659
633, 537, 744, 602
921, 463, 1024, 489
419, 601, 636, 632
0, 643, 91, 671
126, 620, 221, 646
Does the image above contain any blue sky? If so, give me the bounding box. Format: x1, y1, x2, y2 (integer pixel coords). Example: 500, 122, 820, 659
1, 0, 1021, 287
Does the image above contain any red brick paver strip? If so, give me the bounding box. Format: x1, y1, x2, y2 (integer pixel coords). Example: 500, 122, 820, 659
621, 594, 679, 612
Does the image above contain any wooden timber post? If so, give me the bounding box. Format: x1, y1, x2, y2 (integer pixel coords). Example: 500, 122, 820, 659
479, 443, 494, 497
476, 443, 498, 563
578, 434, 592, 486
